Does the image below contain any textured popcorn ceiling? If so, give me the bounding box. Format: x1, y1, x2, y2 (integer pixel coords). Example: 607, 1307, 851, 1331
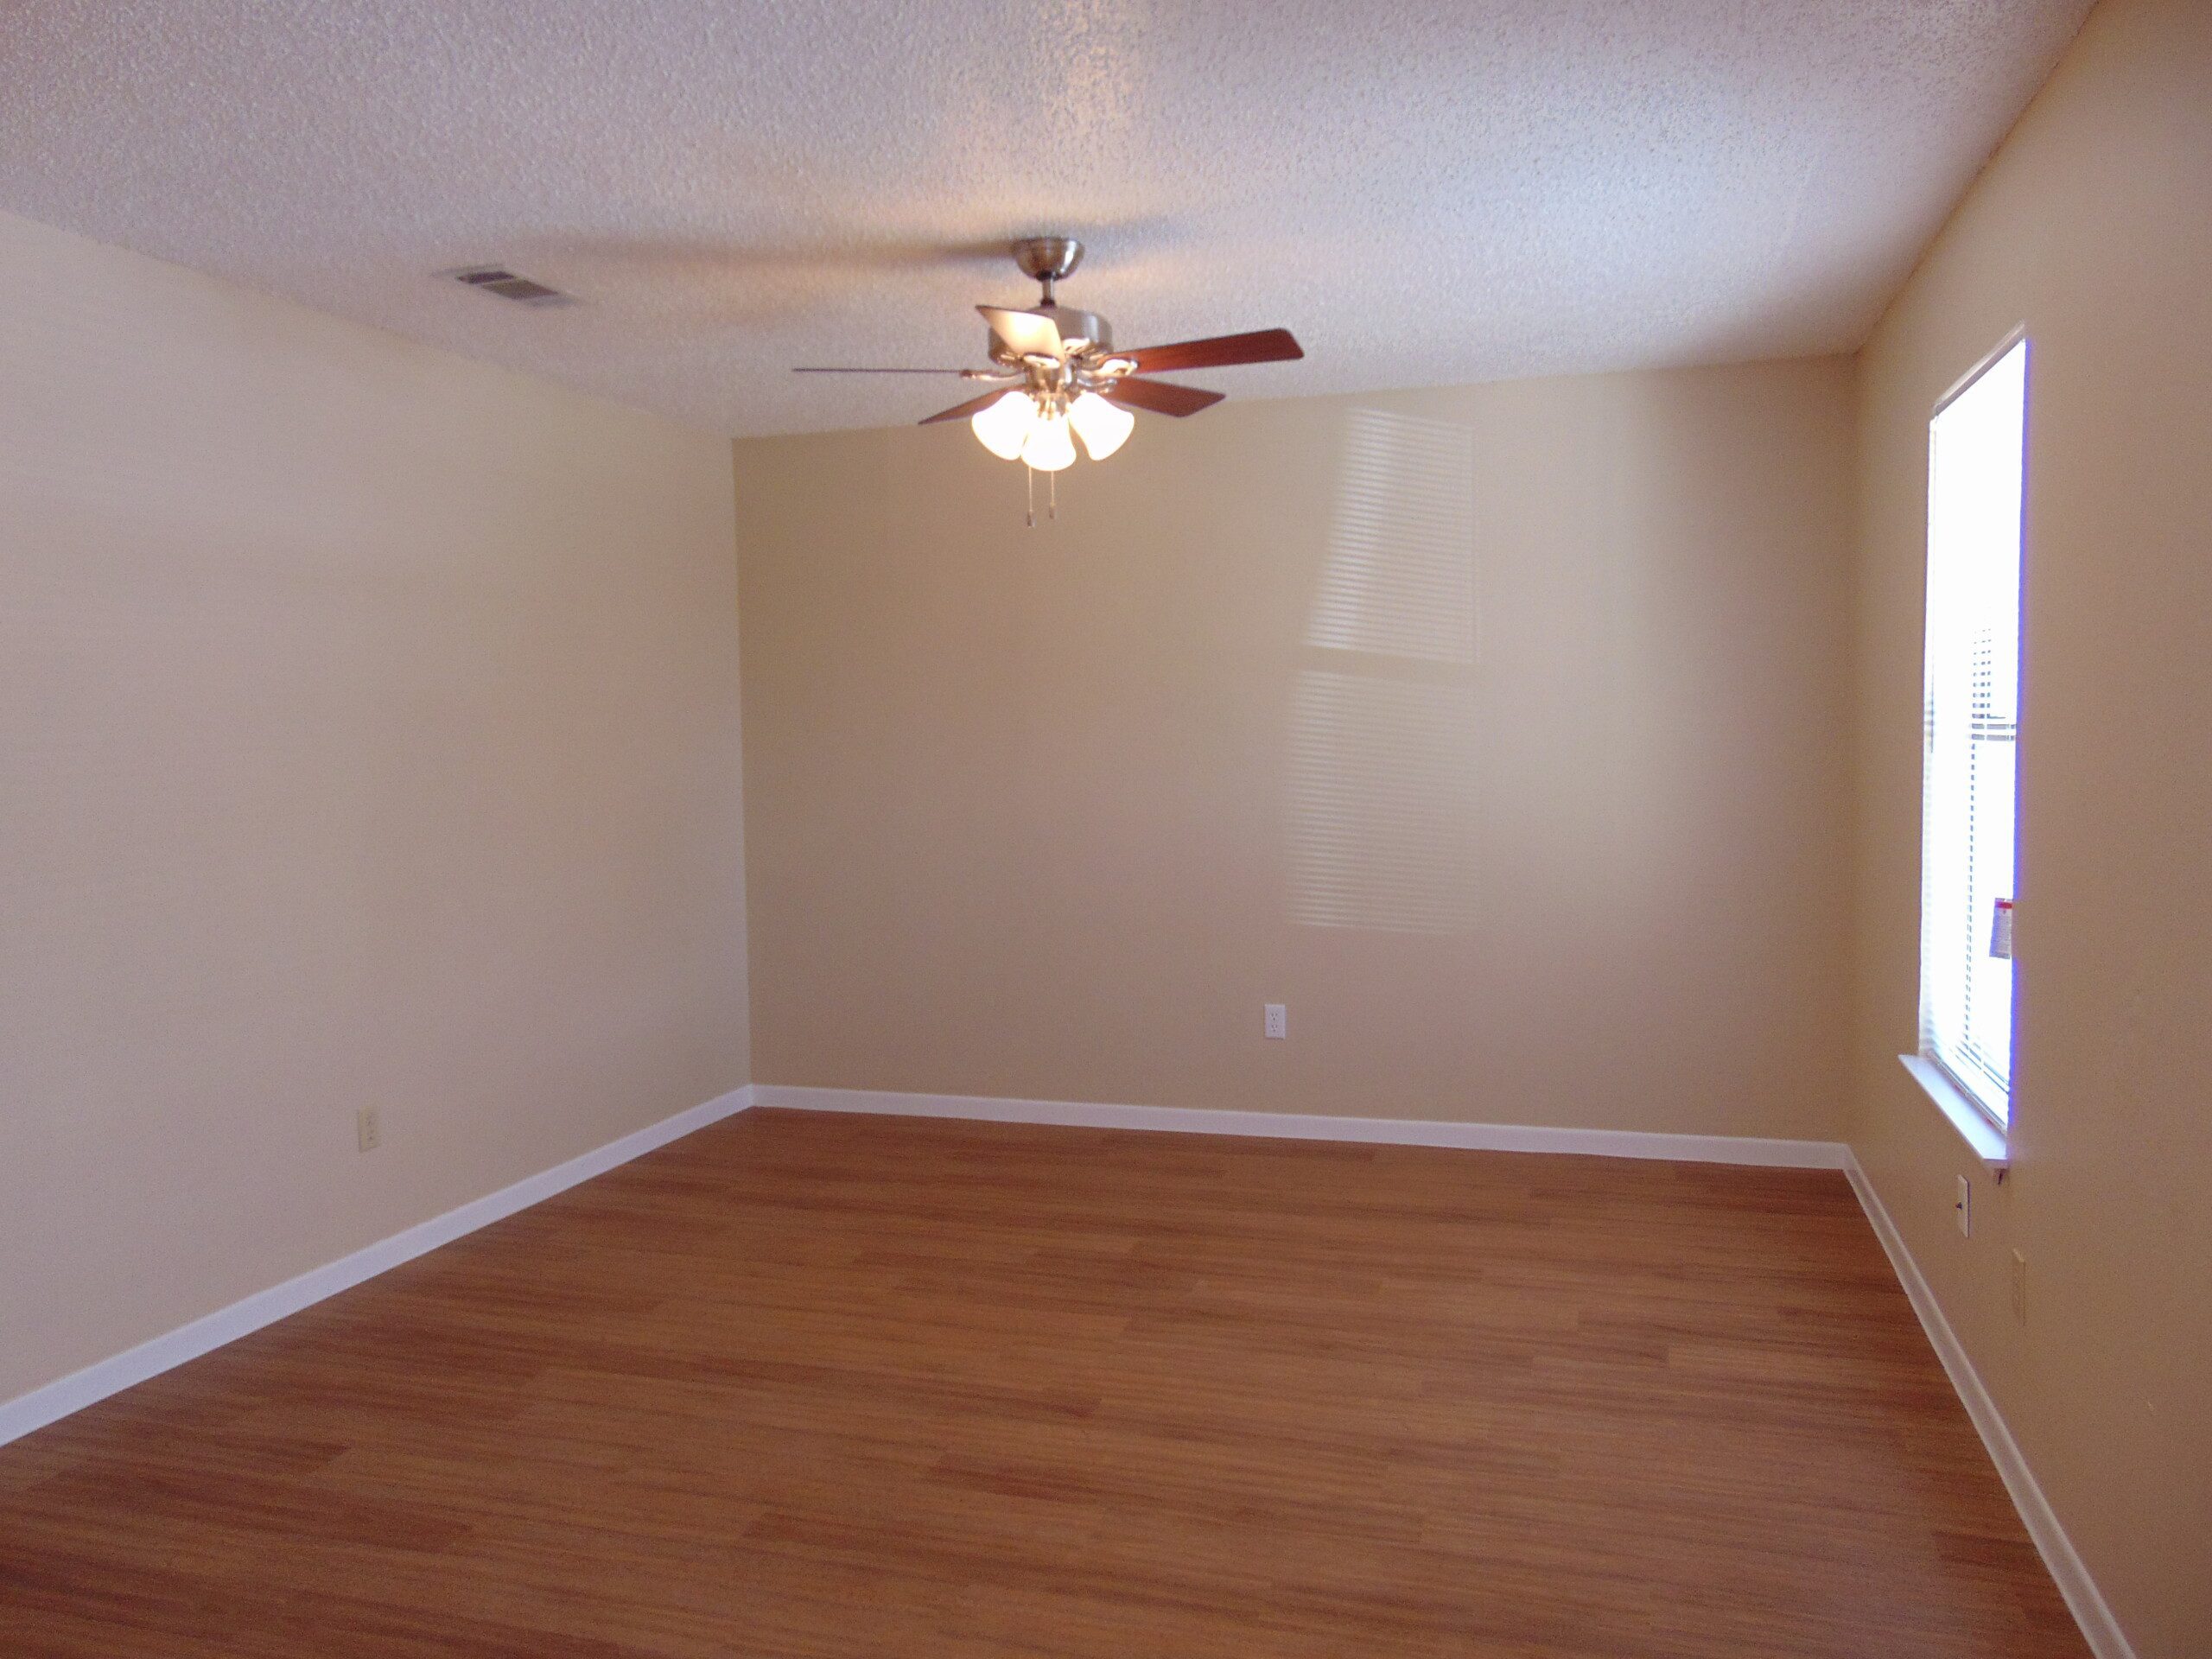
0, 0, 2088, 437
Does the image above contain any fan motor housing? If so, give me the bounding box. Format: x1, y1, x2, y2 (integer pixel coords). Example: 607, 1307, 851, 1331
988, 304, 1113, 365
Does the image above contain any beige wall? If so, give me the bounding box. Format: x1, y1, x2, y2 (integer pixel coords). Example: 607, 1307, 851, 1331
0, 209, 749, 1404
1847, 0, 2210, 1652
737, 358, 1855, 1137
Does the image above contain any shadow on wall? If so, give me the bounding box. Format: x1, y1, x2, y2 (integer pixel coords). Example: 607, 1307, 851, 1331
1287, 407, 1481, 934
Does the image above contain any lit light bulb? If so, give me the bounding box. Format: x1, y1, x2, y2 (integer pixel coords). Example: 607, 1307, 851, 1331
969, 391, 1037, 461
1067, 391, 1135, 461
1020, 408, 1077, 472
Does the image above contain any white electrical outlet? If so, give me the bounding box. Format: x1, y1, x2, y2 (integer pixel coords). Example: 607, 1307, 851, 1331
1264, 1003, 1287, 1039
1955, 1174, 1972, 1236
357, 1106, 381, 1153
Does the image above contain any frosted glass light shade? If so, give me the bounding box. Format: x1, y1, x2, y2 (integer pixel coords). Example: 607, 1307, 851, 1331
1020, 410, 1077, 472
1068, 391, 1135, 461
970, 391, 1037, 460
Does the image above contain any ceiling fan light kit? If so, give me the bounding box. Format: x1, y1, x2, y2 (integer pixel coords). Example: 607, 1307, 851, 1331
1020, 407, 1078, 473
793, 236, 1304, 515
1066, 391, 1135, 460
967, 386, 1131, 467
969, 391, 1035, 460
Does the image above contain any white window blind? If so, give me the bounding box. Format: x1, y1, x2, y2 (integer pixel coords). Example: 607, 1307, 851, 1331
1919, 339, 2027, 1127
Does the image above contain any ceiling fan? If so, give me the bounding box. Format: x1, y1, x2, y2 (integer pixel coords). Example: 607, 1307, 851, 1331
794, 237, 1303, 473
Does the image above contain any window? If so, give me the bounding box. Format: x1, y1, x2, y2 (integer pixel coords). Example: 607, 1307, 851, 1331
1919, 338, 2027, 1128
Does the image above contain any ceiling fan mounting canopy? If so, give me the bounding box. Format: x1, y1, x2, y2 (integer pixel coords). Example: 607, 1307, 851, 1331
1011, 235, 1084, 287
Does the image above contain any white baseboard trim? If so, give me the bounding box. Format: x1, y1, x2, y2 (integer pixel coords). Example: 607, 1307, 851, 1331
1843, 1152, 2134, 1659
0, 1084, 757, 1450
751, 1084, 1848, 1168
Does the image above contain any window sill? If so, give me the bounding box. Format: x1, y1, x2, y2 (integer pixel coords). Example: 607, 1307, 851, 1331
1897, 1054, 2011, 1178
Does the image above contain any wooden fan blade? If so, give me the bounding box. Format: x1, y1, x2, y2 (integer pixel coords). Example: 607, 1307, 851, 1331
918, 391, 1010, 425
978, 305, 1063, 359
1104, 378, 1226, 417
1118, 328, 1303, 375
793, 366, 977, 374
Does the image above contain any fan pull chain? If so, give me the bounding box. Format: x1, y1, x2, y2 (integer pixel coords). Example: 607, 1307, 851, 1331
1025, 463, 1034, 529
1049, 469, 1057, 521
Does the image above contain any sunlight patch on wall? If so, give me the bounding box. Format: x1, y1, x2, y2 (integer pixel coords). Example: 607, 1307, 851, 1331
1288, 407, 1479, 934
1304, 409, 1477, 664
1287, 671, 1478, 932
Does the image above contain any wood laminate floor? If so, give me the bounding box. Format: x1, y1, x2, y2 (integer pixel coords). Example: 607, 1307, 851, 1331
0, 1109, 2085, 1657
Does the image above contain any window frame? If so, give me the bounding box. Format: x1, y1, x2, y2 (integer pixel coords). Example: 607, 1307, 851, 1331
1916, 328, 2030, 1141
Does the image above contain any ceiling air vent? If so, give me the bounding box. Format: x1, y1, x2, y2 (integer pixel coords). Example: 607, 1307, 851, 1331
446, 265, 575, 307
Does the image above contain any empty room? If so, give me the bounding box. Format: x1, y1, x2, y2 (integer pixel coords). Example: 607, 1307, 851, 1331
1, 2, 2204, 1655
